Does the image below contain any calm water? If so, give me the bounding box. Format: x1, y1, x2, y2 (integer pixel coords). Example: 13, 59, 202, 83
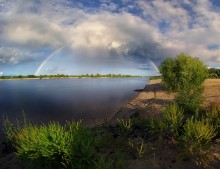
0, 78, 147, 137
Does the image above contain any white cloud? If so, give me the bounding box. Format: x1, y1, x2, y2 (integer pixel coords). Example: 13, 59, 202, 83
0, 0, 220, 68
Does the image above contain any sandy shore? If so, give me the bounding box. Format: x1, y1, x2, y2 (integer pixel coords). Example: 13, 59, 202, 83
110, 78, 220, 169
112, 78, 220, 121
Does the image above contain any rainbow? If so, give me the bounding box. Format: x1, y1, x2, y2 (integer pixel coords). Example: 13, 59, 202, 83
148, 59, 160, 73
35, 47, 63, 76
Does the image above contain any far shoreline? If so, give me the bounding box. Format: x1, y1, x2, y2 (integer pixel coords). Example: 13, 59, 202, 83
0, 75, 146, 81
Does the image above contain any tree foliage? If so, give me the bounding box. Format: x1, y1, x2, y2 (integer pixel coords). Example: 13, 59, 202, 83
159, 53, 208, 92
208, 68, 220, 78
159, 53, 208, 113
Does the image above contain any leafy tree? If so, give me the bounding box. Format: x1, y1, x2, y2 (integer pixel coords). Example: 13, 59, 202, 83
208, 68, 220, 78
160, 53, 208, 113
160, 53, 208, 92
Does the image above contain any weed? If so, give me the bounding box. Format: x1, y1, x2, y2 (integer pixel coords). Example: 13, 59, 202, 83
14, 122, 70, 168
148, 116, 165, 135
3, 114, 17, 143
68, 121, 97, 169
162, 103, 184, 137
117, 118, 133, 135
205, 102, 220, 136
128, 138, 145, 158
94, 155, 113, 169
180, 116, 217, 157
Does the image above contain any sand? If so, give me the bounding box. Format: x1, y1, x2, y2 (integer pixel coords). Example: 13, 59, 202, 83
111, 78, 220, 169
112, 78, 220, 121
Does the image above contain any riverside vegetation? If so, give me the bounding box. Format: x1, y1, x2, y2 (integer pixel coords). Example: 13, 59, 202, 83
2, 53, 220, 169
0, 74, 142, 80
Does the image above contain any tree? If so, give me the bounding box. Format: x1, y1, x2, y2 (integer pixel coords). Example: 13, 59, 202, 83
159, 53, 208, 113
159, 53, 208, 92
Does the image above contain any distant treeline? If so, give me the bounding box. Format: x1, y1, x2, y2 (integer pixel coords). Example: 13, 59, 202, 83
0, 73, 142, 79
208, 68, 220, 78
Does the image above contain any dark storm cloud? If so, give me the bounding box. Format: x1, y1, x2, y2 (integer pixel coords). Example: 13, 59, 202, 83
0, 0, 220, 69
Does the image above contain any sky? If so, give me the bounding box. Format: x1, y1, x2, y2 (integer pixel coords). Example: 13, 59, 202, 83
0, 0, 220, 76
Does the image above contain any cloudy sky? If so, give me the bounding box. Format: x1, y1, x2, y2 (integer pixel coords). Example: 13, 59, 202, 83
0, 0, 220, 76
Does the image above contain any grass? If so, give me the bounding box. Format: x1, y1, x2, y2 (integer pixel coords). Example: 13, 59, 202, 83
2, 100, 220, 169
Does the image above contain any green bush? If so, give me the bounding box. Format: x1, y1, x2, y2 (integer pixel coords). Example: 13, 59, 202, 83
148, 117, 164, 135
162, 103, 184, 137
4, 118, 98, 169
204, 102, 220, 136
175, 87, 204, 113
159, 53, 207, 114
68, 121, 97, 169
14, 122, 70, 168
180, 116, 217, 156
159, 53, 208, 92
148, 103, 184, 138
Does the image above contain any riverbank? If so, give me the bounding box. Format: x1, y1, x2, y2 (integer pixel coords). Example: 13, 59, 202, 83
112, 78, 220, 121
110, 78, 220, 169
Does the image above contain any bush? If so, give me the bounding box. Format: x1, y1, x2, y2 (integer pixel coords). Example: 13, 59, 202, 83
159, 53, 208, 92
148, 103, 184, 138
148, 116, 165, 136
180, 116, 217, 156
162, 103, 184, 137
175, 87, 204, 113
204, 102, 220, 137
160, 53, 207, 114
4, 118, 97, 169
68, 121, 97, 169
13, 122, 70, 168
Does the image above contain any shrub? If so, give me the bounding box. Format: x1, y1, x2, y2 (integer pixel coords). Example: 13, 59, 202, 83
162, 103, 184, 137
4, 118, 97, 169
175, 87, 204, 113
180, 116, 217, 156
68, 121, 97, 169
14, 122, 70, 168
204, 102, 220, 136
160, 53, 207, 114
148, 116, 165, 136
148, 103, 184, 138
159, 53, 208, 92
